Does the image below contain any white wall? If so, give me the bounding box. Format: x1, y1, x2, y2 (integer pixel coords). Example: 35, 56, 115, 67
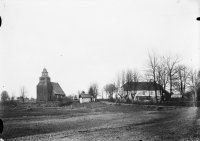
133, 90, 161, 101
80, 98, 91, 103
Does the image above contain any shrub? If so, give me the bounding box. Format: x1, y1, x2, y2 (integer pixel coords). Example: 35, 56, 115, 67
2, 100, 18, 106
58, 97, 73, 107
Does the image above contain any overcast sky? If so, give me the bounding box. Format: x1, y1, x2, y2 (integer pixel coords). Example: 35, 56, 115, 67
0, 0, 199, 98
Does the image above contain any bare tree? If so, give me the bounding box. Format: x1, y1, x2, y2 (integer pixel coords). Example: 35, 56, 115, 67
130, 69, 141, 101
116, 70, 127, 99
111, 72, 121, 100
142, 72, 153, 101
89, 83, 99, 101
20, 86, 27, 103
147, 50, 159, 103
164, 53, 180, 100
189, 69, 200, 106
174, 65, 190, 99
156, 57, 169, 102
114, 73, 121, 94
104, 83, 117, 99
124, 69, 134, 99
88, 86, 94, 96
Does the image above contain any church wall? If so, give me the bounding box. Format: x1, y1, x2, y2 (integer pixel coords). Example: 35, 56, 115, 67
51, 91, 57, 101
37, 85, 49, 101
37, 83, 59, 101
47, 83, 53, 101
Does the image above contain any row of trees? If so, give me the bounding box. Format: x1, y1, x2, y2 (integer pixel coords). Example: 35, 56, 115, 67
146, 51, 200, 102
104, 69, 141, 101
103, 51, 200, 103
1, 86, 27, 103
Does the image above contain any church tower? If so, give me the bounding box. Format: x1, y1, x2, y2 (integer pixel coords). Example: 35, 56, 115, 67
36, 68, 65, 102
39, 68, 51, 83
37, 68, 53, 102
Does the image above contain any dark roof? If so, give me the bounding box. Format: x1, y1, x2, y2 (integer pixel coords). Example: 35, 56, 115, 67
122, 82, 162, 91
80, 94, 93, 98
51, 82, 65, 95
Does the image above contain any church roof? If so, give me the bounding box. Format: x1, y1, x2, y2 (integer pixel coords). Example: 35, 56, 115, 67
51, 82, 65, 95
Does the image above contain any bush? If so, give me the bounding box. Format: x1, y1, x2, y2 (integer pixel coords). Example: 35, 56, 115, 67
1, 100, 18, 106
58, 97, 73, 107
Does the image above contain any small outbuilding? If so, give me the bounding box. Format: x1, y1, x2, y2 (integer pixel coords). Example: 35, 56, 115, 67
79, 94, 94, 103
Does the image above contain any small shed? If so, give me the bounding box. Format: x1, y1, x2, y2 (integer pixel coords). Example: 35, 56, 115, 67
79, 94, 94, 103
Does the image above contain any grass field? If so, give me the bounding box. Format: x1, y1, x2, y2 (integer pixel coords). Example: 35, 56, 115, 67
0, 102, 200, 141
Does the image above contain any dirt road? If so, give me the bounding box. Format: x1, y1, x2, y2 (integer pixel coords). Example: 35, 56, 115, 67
1, 103, 200, 141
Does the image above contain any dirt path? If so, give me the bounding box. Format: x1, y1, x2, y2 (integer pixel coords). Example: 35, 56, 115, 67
2, 103, 200, 141
6, 111, 159, 141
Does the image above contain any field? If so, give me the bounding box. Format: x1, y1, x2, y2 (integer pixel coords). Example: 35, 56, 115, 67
0, 102, 200, 141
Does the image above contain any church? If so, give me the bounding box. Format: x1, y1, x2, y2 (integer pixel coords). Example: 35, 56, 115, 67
37, 68, 65, 101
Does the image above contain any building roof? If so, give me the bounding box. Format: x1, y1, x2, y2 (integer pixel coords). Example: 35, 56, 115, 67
79, 94, 93, 98
122, 82, 162, 91
51, 82, 65, 95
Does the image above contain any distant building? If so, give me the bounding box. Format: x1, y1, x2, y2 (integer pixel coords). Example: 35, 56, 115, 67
121, 82, 170, 101
17, 97, 21, 101
79, 93, 94, 103
16, 97, 29, 102
36, 68, 65, 102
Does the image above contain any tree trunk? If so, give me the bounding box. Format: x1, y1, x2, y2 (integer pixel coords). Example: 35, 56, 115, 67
169, 74, 172, 101
194, 87, 197, 107
160, 87, 163, 103
154, 81, 158, 103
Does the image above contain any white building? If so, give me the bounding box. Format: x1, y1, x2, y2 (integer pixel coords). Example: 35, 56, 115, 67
121, 82, 170, 101
79, 94, 94, 103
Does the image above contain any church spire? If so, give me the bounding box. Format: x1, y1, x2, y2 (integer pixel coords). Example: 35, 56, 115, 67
42, 68, 48, 77
39, 68, 51, 83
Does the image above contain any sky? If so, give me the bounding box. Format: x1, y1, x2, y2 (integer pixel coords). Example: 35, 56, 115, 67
0, 0, 200, 99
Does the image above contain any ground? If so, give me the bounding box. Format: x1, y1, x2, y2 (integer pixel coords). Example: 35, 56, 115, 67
1, 102, 200, 141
